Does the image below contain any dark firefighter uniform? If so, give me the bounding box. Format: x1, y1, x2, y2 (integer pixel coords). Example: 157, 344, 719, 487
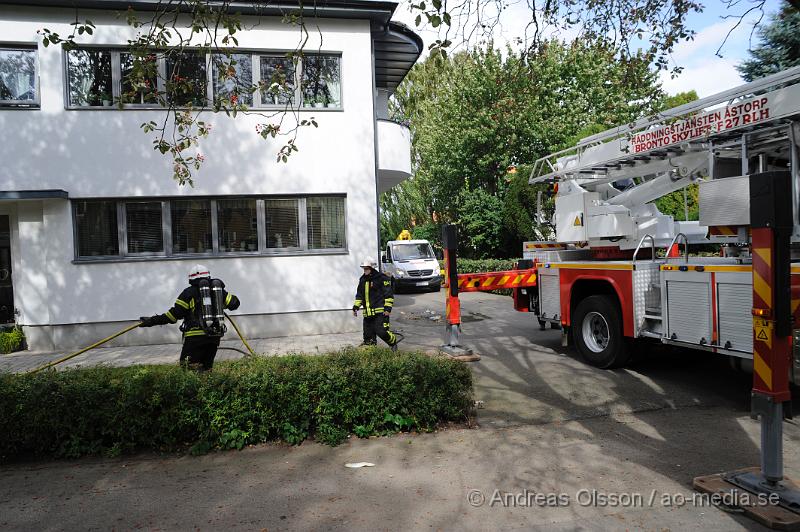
140, 282, 240, 370
353, 269, 398, 347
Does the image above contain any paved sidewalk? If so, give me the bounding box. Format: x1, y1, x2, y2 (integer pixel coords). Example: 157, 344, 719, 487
0, 331, 367, 373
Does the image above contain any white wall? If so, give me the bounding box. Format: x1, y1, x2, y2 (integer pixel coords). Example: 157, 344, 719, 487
0, 6, 380, 329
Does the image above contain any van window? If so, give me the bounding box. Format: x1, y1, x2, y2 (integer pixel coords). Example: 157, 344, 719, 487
391, 243, 434, 261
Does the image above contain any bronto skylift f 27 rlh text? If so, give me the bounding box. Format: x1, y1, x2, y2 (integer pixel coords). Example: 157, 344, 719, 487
513, 66, 800, 371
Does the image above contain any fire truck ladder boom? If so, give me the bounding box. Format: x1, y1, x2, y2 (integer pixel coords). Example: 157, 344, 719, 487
531, 64, 800, 186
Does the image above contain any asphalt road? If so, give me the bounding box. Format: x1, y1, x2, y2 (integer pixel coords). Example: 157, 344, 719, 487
2, 289, 798, 531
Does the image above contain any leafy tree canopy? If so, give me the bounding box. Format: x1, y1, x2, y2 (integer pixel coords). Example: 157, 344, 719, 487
738, 1, 800, 81
385, 40, 664, 257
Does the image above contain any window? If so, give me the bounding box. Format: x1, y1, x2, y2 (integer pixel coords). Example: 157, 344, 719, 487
120, 52, 159, 105
0, 47, 37, 106
126, 202, 164, 254
74, 201, 119, 257
260, 56, 296, 106
61, 47, 343, 110
171, 199, 212, 254
265, 199, 300, 249
391, 242, 435, 260
217, 199, 258, 252
301, 55, 341, 108
66, 49, 113, 107
212, 53, 253, 106
73, 195, 346, 260
166, 51, 207, 106
307, 196, 345, 249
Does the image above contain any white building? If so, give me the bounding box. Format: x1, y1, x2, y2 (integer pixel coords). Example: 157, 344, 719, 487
0, 0, 420, 351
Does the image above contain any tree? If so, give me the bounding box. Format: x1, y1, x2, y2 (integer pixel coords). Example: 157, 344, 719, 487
737, 2, 800, 81
457, 188, 505, 258
388, 40, 663, 257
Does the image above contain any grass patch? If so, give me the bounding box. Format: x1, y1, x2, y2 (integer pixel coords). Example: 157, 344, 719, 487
0, 347, 473, 461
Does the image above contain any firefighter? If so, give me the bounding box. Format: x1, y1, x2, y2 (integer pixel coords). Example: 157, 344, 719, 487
353, 257, 403, 350
139, 264, 240, 371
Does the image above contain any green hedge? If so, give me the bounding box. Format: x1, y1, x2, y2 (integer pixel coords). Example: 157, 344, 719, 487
0, 326, 24, 354
0, 347, 473, 461
440, 258, 517, 274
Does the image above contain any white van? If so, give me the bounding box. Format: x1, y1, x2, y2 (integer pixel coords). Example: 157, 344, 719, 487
381, 239, 442, 292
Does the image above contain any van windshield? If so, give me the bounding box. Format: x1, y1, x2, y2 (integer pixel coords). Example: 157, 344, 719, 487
392, 243, 434, 261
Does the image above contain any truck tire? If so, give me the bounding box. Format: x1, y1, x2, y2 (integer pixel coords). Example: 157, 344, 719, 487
572, 295, 630, 369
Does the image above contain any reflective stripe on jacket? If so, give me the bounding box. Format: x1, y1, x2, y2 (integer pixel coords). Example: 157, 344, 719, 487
157, 283, 240, 337
353, 270, 394, 317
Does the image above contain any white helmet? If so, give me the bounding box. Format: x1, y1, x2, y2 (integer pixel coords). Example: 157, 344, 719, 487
188, 264, 211, 281
360, 256, 377, 269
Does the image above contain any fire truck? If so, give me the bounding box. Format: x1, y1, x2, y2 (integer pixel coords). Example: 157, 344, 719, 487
503, 66, 800, 370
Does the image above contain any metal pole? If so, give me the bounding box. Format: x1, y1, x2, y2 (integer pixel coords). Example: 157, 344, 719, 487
440, 224, 472, 356
721, 171, 799, 506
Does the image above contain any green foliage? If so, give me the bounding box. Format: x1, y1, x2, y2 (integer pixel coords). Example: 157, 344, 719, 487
387, 41, 663, 257
502, 164, 554, 245
738, 2, 800, 82
654, 183, 700, 221
0, 348, 473, 461
658, 90, 699, 111
457, 189, 505, 258
441, 258, 517, 274
411, 222, 443, 248
0, 327, 24, 354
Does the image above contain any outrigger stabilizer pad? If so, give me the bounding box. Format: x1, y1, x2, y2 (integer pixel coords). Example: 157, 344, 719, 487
440, 324, 480, 361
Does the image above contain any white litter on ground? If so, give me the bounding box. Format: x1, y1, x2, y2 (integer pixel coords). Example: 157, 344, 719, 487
345, 462, 376, 468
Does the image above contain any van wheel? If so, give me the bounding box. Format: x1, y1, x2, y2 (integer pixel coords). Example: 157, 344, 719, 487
572, 295, 630, 369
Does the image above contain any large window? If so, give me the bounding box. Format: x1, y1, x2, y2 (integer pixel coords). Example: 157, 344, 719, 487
66, 49, 113, 107
120, 52, 158, 105
172, 200, 212, 254
166, 52, 207, 107
217, 199, 258, 252
73, 196, 346, 260
212, 53, 253, 106
126, 202, 164, 254
0, 46, 37, 106
63, 47, 340, 109
259, 56, 296, 106
75, 201, 119, 257
265, 199, 300, 249
301, 55, 341, 109
307, 197, 345, 249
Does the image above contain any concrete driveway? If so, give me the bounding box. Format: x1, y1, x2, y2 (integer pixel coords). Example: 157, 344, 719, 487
2, 290, 798, 531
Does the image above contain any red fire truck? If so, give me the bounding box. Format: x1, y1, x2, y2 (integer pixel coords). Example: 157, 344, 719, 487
501, 66, 800, 370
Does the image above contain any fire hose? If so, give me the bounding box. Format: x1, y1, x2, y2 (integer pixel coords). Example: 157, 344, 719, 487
27, 313, 256, 374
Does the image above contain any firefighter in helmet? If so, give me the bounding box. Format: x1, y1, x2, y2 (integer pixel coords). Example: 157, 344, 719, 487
139, 264, 240, 371
353, 257, 403, 350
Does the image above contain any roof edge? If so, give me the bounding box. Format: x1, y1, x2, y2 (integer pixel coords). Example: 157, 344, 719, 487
0, 0, 398, 22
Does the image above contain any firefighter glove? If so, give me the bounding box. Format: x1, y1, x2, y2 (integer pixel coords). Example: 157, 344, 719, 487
139, 316, 156, 327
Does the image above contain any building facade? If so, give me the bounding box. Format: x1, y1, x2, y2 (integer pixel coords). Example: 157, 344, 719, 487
0, 0, 420, 350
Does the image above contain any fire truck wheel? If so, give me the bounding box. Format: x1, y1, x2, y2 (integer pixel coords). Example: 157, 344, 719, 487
572, 295, 630, 369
